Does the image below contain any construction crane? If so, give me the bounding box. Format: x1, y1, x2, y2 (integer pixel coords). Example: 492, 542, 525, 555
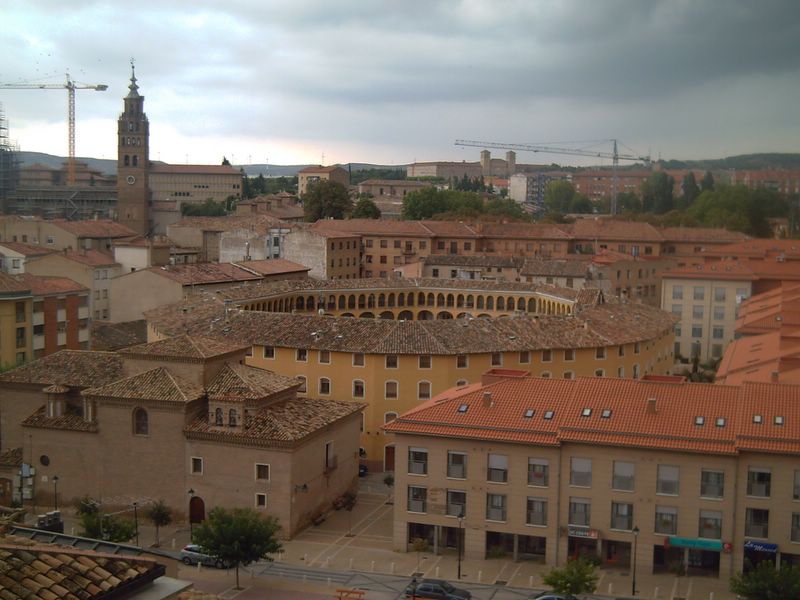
454, 139, 650, 214
0, 74, 108, 186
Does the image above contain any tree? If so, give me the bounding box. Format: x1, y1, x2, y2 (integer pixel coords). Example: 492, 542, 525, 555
76, 497, 136, 543
541, 559, 598, 595
181, 198, 228, 216
543, 180, 576, 214
701, 170, 715, 192
730, 561, 800, 599
616, 191, 642, 213
680, 172, 700, 209
303, 180, 352, 222
221, 156, 231, 166
147, 500, 172, 547
193, 507, 282, 589
352, 196, 381, 219
641, 171, 675, 214
569, 193, 593, 214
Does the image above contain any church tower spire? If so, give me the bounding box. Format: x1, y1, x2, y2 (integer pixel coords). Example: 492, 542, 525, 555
117, 59, 150, 236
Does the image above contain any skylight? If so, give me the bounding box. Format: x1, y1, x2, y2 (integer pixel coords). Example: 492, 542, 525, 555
457, 404, 468, 413
581, 408, 592, 417
753, 414, 763, 424
601, 409, 612, 419
524, 409, 535, 418
775, 416, 784, 425
715, 417, 726, 428
695, 416, 705, 426
543, 410, 554, 420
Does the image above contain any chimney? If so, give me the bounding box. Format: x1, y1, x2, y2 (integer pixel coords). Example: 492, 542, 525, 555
483, 391, 493, 408
646, 397, 657, 415
771, 371, 779, 383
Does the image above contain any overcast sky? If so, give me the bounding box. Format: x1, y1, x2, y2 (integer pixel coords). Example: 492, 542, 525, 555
2, 0, 799, 168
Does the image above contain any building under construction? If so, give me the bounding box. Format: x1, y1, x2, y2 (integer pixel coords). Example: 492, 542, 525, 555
0, 104, 20, 210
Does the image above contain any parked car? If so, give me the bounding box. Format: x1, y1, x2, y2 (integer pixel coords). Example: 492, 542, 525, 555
359, 463, 368, 477
179, 544, 228, 569
404, 578, 471, 599
529, 593, 577, 600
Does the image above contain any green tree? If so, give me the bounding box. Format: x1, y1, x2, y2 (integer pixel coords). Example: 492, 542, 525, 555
77, 503, 136, 543
680, 172, 700, 208
541, 559, 598, 595
543, 180, 576, 214
569, 193, 593, 214
352, 196, 381, 219
688, 185, 788, 237
616, 191, 642, 213
147, 500, 173, 547
701, 170, 715, 192
303, 180, 352, 222
193, 507, 283, 590
241, 169, 253, 199
730, 561, 800, 600
181, 198, 228, 216
221, 156, 231, 166
641, 171, 675, 214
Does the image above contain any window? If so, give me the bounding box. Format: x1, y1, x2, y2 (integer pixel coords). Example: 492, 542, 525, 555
527, 458, 549, 487
319, 350, 330, 364
570, 458, 592, 487
596, 347, 606, 359
384, 412, 397, 424
255, 463, 270, 481
713, 305, 725, 320
794, 471, 800, 500
793, 514, 800, 543
526, 497, 548, 526
319, 377, 331, 395
46, 235, 55, 245
487, 453, 508, 483
255, 493, 267, 508
692, 305, 703, 319
417, 381, 431, 400
447, 451, 467, 479
611, 502, 633, 530
714, 287, 726, 302
380, 239, 388, 248
564, 349, 575, 361
408, 486, 427, 513
297, 376, 307, 393
191, 457, 203, 474
353, 379, 365, 398
419, 355, 431, 369
655, 506, 678, 535
385, 354, 398, 369
672, 286, 683, 300
519, 350, 530, 363
691, 325, 702, 338
699, 510, 722, 539
456, 354, 468, 369
634, 341, 641, 354
569, 498, 590, 526
657, 465, 680, 495
432, 268, 439, 277
563, 371, 575, 380
263, 346, 275, 359
352, 352, 365, 367
612, 461, 635, 491
447, 490, 466, 517
385, 380, 398, 399
296, 348, 307, 362
486, 493, 507, 521
693, 286, 705, 300
133, 407, 148, 435
229, 409, 238, 426
701, 470, 724, 498
490, 352, 502, 366
747, 467, 771, 497
745, 508, 769, 538
712, 326, 724, 339
408, 447, 428, 475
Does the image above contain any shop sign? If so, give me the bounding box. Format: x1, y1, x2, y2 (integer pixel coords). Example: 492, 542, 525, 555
568, 526, 599, 539
744, 540, 778, 553
666, 537, 723, 551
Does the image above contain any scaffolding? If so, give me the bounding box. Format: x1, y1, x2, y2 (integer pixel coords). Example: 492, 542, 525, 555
0, 103, 21, 211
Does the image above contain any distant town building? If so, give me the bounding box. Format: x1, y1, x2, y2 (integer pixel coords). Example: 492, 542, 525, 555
297, 165, 349, 196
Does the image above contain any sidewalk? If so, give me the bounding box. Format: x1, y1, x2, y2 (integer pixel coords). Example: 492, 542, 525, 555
28, 475, 738, 600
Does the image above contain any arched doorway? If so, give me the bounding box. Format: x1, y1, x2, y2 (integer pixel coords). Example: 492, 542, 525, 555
189, 496, 205, 525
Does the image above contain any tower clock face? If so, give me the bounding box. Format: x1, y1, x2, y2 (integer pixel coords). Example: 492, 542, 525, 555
126, 175, 136, 185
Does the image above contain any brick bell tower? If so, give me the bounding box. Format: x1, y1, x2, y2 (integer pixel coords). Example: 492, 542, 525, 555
117, 59, 150, 235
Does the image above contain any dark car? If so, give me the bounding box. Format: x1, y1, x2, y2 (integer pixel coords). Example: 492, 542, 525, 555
529, 593, 577, 600
404, 578, 471, 599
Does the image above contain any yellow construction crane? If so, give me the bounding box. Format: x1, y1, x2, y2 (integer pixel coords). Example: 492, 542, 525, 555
455, 139, 650, 214
0, 74, 108, 186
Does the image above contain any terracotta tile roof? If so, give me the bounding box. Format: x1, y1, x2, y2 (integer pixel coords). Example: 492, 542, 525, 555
521, 258, 589, 277
0, 272, 31, 295
90, 320, 148, 351
563, 219, 664, 242
0, 535, 164, 598
147, 296, 675, 355
0, 350, 123, 388
150, 163, 241, 175
387, 375, 800, 456
659, 227, 749, 244
171, 215, 280, 233
112, 235, 171, 248
233, 259, 310, 276
14, 274, 88, 296
476, 222, 572, 240
82, 367, 206, 404
662, 260, 757, 281
0, 447, 22, 468
0, 242, 55, 257
419, 221, 479, 237
54, 249, 119, 267
145, 262, 263, 285
311, 219, 440, 237
207, 363, 300, 401
185, 397, 362, 445
22, 405, 99, 432
716, 329, 800, 385
702, 238, 800, 260
359, 179, 429, 187
423, 255, 523, 268
119, 334, 249, 361
49, 218, 138, 239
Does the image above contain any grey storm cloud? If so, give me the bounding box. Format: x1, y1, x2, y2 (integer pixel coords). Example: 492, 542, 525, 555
2, 0, 799, 164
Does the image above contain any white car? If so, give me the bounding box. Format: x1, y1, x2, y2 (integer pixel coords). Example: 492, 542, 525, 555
179, 544, 228, 568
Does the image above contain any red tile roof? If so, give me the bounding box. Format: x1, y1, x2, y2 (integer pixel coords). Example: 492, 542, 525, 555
0, 272, 31, 295
49, 219, 138, 239
47, 249, 120, 267
659, 227, 749, 244
14, 273, 88, 296
234, 259, 310, 276
150, 163, 241, 175
0, 242, 55, 257
82, 367, 206, 403
563, 219, 664, 242
385, 375, 800, 456
119, 334, 248, 361
662, 260, 757, 281
146, 262, 263, 285
298, 165, 347, 174
0, 350, 123, 388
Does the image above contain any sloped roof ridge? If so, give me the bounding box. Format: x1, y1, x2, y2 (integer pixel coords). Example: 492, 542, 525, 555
82, 366, 203, 402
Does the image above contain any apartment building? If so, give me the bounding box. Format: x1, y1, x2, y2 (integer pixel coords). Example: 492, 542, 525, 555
385, 374, 800, 579
0, 217, 137, 254
144, 278, 677, 472
148, 163, 242, 204
297, 165, 349, 196
357, 179, 431, 198
0, 242, 54, 274
661, 262, 756, 362
282, 228, 361, 279
0, 273, 32, 368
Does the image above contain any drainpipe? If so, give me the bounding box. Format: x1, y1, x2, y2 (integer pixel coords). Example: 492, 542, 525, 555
554, 446, 562, 566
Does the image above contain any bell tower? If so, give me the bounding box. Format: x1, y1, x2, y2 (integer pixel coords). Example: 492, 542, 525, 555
117, 59, 150, 235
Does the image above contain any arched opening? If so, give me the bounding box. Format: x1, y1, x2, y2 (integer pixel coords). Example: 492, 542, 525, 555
427, 293, 435, 306
437, 311, 453, 319
457, 294, 465, 308
477, 313, 491, 318
437, 293, 445, 307
528, 298, 536, 312
296, 297, 305, 310
388, 293, 396, 307
189, 496, 205, 525
497, 297, 505, 310
133, 407, 148, 435
418, 292, 426, 305
229, 409, 238, 426
518, 297, 526, 311
328, 295, 336, 309
308, 295, 315, 310
477, 296, 485, 309
456, 312, 470, 319
508, 297, 515, 311
341, 312, 355, 318
358, 294, 366, 309
367, 294, 375, 309
338, 295, 346, 309
486, 296, 494, 310
359, 312, 375, 319
378, 294, 386, 308
379, 311, 394, 320
466, 295, 474, 309
446, 294, 455, 307
398, 310, 413, 320
348, 295, 356, 309
418, 310, 433, 320
407, 292, 414, 306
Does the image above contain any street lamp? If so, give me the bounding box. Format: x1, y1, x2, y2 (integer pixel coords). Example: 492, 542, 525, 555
132, 502, 139, 546
52, 475, 59, 511
457, 510, 464, 580
188, 488, 195, 541
631, 525, 640, 597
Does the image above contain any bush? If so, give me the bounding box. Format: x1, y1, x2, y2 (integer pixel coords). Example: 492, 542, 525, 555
487, 545, 507, 558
